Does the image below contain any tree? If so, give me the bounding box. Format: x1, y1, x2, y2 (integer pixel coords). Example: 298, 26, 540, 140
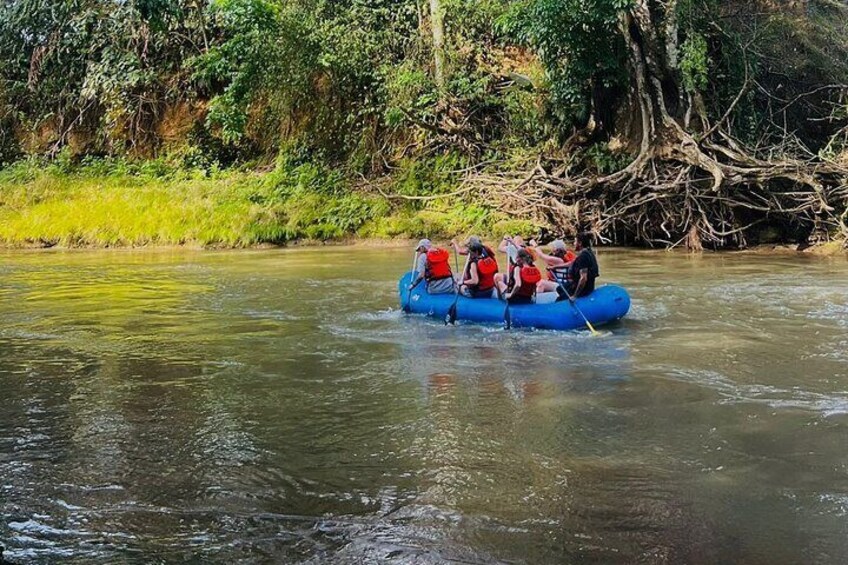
495, 0, 848, 248
429, 0, 446, 88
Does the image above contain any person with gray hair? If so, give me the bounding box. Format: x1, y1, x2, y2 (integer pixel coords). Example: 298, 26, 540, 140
529, 238, 577, 299
408, 239, 455, 295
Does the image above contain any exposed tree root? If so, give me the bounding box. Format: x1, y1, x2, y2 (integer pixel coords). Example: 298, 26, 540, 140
465, 123, 848, 249
462, 3, 848, 250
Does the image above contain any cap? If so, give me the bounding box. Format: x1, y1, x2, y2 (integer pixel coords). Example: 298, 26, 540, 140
465, 235, 482, 247
550, 239, 567, 251
416, 239, 432, 250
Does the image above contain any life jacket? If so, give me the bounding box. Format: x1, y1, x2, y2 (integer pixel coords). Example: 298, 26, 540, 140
425, 248, 452, 281
474, 256, 498, 291
505, 244, 525, 285
546, 250, 575, 283
514, 265, 541, 297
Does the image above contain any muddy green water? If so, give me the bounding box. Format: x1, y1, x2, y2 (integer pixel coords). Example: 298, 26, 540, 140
1, 248, 847, 563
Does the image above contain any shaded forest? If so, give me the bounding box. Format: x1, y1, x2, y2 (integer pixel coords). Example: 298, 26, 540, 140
1, 0, 847, 248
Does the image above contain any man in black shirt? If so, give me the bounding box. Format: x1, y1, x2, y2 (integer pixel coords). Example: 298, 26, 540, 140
566, 232, 599, 299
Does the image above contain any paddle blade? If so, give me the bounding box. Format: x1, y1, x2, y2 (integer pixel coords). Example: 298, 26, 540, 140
503, 303, 511, 330
569, 300, 599, 335
445, 303, 457, 325
402, 283, 412, 313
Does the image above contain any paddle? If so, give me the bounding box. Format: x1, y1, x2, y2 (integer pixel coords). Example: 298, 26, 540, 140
501, 242, 519, 329
445, 249, 468, 325
402, 252, 419, 313
502, 288, 512, 330
562, 286, 599, 335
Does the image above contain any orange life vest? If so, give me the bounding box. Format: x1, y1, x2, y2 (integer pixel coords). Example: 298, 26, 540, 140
425, 248, 452, 281
515, 265, 541, 297
546, 250, 576, 282
474, 256, 498, 291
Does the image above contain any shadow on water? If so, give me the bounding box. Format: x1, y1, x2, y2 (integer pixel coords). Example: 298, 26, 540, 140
0, 248, 847, 562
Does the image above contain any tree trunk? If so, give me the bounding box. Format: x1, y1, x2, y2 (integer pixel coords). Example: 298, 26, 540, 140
429, 0, 446, 89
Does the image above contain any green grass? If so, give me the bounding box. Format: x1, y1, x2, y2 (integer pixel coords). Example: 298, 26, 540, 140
0, 162, 272, 246
0, 157, 540, 247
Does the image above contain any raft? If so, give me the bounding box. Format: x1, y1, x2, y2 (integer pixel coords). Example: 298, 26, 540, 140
398, 272, 631, 331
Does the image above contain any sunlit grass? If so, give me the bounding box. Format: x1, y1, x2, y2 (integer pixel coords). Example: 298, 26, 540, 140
0, 164, 286, 247
0, 158, 544, 247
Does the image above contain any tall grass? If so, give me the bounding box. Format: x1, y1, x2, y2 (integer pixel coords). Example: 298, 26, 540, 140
0, 161, 270, 246
0, 156, 540, 247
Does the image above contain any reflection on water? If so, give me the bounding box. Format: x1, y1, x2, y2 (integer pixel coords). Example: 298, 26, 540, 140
1, 248, 847, 563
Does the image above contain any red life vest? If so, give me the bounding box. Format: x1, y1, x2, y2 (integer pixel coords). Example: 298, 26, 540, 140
505, 244, 525, 285
515, 265, 541, 297
475, 256, 498, 291
425, 248, 452, 281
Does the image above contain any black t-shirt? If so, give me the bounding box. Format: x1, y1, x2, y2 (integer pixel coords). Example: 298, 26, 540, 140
568, 249, 599, 296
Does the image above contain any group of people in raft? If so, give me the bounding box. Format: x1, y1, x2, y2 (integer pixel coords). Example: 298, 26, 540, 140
407, 232, 599, 304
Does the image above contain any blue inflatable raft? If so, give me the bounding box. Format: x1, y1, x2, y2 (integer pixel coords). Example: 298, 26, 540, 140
398, 272, 631, 331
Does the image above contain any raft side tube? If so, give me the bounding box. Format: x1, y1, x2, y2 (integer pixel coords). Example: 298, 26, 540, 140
398, 272, 630, 331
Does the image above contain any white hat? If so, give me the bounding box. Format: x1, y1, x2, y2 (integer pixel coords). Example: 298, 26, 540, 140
416, 239, 432, 250
550, 239, 567, 251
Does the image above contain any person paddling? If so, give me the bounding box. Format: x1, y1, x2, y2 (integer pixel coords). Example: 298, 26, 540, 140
408, 239, 454, 295
451, 235, 499, 285
459, 242, 498, 298
565, 232, 599, 300
452, 235, 497, 263
497, 234, 526, 254
497, 248, 541, 304
494, 235, 526, 290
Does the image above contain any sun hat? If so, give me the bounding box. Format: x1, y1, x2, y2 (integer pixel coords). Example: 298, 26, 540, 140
415, 239, 432, 250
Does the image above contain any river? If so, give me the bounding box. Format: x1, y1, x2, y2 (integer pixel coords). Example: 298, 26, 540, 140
1, 247, 846, 563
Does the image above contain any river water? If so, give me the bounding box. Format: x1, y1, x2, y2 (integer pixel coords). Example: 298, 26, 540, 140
0, 247, 846, 563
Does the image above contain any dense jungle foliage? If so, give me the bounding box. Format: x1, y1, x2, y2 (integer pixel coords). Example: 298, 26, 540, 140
0, 0, 846, 247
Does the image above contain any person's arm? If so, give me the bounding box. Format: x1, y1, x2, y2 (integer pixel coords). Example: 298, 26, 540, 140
532, 248, 565, 266
451, 239, 469, 256
498, 236, 512, 254
408, 254, 426, 289
505, 267, 521, 299
570, 268, 589, 301
463, 263, 479, 286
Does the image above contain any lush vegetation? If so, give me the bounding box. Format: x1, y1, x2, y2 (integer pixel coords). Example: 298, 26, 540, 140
1, 0, 846, 248
0, 153, 534, 246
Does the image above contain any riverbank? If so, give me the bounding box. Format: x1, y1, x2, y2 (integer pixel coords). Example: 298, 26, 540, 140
0, 157, 535, 249
1, 158, 845, 252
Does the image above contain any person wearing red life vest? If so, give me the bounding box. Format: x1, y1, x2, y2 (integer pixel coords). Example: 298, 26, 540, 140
496, 248, 542, 304
451, 235, 498, 266
493, 234, 527, 290
529, 238, 576, 300
459, 242, 499, 298
408, 239, 455, 295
